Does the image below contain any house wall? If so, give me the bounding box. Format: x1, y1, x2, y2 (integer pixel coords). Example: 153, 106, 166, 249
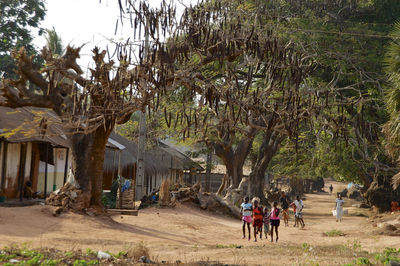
37, 148, 70, 194
169, 169, 184, 184
1, 142, 32, 198
144, 172, 167, 195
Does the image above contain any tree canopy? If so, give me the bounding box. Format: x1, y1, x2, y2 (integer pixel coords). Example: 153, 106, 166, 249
0, 0, 45, 79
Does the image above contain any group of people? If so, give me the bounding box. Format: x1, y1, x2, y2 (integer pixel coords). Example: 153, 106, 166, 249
240, 192, 305, 242
240, 184, 348, 242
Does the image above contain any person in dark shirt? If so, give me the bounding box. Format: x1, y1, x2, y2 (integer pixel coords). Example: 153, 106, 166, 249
279, 191, 289, 226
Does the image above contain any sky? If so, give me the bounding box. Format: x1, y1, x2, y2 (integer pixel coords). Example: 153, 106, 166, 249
34, 0, 195, 70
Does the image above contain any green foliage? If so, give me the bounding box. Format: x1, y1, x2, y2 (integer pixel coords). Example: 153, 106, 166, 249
114, 251, 127, 259
0, 0, 45, 79
64, 251, 74, 258
259, 0, 400, 185
102, 179, 118, 208
384, 21, 400, 161
324, 229, 346, 237
0, 252, 16, 262
44, 28, 64, 56
374, 247, 400, 265
302, 242, 311, 252
73, 259, 90, 266
344, 247, 400, 266
85, 248, 97, 257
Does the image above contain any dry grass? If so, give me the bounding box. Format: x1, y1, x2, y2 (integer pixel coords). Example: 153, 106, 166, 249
324, 229, 346, 237
126, 242, 150, 261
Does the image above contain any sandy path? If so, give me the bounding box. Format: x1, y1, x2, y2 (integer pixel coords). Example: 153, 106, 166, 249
0, 181, 399, 265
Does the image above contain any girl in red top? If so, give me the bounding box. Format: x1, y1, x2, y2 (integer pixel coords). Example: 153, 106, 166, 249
252, 200, 264, 242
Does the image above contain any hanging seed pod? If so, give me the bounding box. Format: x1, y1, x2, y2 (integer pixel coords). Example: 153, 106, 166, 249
174, 112, 179, 129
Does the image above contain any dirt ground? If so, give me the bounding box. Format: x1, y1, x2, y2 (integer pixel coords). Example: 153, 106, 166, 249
1, 181, 399, 265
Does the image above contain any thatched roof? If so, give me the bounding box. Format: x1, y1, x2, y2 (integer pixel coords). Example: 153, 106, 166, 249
0, 106, 70, 147
103, 132, 170, 176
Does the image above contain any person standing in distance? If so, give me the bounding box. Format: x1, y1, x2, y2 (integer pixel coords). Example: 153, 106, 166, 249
280, 191, 290, 226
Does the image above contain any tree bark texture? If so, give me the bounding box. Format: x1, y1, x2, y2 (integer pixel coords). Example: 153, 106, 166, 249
248, 132, 282, 205
69, 127, 112, 209
213, 127, 257, 188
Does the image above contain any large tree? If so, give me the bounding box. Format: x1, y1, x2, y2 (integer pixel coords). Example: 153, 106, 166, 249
257, 0, 400, 210
164, 1, 315, 203
1, 0, 310, 210
0, 1, 180, 210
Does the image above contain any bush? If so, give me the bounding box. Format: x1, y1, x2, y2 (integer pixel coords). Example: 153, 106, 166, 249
126, 242, 150, 261
375, 247, 400, 265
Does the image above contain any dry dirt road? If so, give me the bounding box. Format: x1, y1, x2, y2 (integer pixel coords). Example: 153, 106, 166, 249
0, 181, 399, 265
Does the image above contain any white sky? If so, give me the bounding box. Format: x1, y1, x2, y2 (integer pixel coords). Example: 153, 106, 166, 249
34, 0, 196, 70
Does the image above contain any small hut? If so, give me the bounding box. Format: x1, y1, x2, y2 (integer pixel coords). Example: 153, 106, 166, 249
148, 141, 204, 185
0, 106, 71, 200
103, 132, 169, 195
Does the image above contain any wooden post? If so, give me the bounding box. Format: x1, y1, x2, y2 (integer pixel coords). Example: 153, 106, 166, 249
112, 149, 116, 183
135, 16, 149, 201
63, 148, 69, 185
118, 150, 121, 176
136, 111, 146, 200
18, 143, 27, 201
205, 149, 212, 192
1, 142, 8, 194
44, 143, 49, 199
132, 163, 136, 208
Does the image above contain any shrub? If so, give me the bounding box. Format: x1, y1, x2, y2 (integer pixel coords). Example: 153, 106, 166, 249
324, 229, 345, 237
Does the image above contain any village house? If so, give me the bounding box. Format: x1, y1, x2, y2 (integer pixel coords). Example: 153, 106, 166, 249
0, 106, 71, 200
0, 106, 203, 201
103, 133, 204, 196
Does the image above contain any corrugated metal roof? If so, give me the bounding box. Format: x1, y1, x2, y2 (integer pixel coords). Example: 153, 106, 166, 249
103, 132, 170, 176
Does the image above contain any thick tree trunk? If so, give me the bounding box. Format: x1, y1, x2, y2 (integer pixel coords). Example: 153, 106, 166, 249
248, 132, 282, 205
214, 128, 257, 189
69, 127, 112, 210
223, 160, 244, 188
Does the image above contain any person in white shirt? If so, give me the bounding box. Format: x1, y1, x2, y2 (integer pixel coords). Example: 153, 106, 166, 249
240, 196, 253, 240
294, 195, 305, 228
335, 193, 344, 222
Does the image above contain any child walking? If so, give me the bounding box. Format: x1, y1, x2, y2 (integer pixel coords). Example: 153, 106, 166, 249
252, 200, 264, 242
240, 196, 252, 240
290, 201, 298, 227
294, 195, 305, 228
270, 201, 280, 243
263, 206, 271, 240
